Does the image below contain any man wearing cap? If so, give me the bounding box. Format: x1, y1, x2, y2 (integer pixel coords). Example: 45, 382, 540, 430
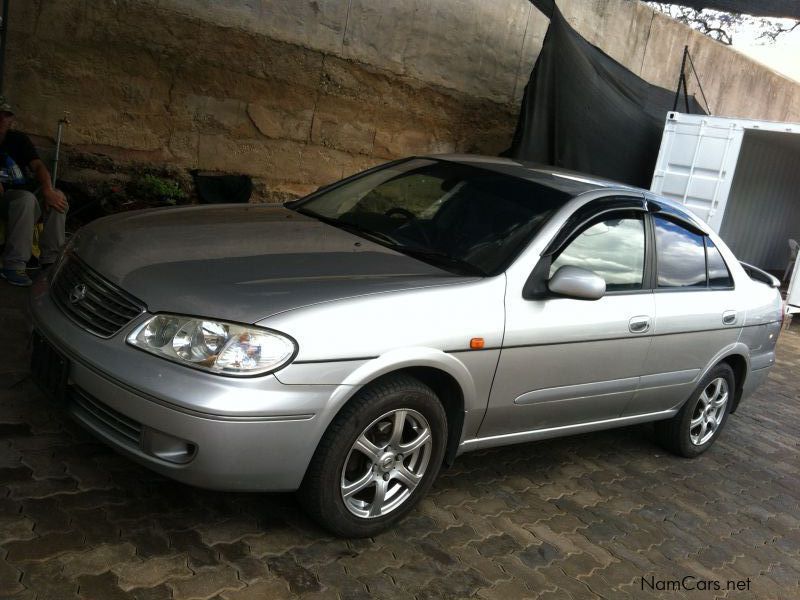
0, 96, 68, 286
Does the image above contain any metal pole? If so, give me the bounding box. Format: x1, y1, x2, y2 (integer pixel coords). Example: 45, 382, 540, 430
683, 72, 691, 114
0, 0, 9, 94
52, 112, 70, 187
672, 45, 689, 113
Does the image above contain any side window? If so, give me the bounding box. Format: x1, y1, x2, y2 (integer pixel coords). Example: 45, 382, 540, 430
550, 214, 645, 292
654, 217, 706, 288
706, 238, 734, 288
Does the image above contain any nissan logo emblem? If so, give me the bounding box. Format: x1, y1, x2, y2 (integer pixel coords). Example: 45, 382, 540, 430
69, 283, 87, 304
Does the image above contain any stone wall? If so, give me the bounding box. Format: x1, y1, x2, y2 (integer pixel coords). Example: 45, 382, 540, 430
8, 1, 522, 200
6, 0, 800, 201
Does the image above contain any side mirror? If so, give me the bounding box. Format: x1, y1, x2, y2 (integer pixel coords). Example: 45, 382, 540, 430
548, 266, 606, 300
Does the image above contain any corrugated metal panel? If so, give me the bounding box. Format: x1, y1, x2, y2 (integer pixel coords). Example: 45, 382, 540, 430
718, 130, 800, 271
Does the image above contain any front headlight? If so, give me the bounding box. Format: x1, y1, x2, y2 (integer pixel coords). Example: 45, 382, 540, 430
127, 314, 297, 376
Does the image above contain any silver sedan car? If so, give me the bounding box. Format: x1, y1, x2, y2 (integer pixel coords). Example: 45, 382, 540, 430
30, 155, 783, 536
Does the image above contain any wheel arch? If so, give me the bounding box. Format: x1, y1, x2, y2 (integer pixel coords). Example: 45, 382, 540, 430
310, 349, 475, 475
398, 366, 465, 466
718, 353, 748, 413
677, 345, 750, 414
322, 366, 466, 466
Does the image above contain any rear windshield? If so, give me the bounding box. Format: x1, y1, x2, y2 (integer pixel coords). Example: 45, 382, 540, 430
292, 159, 571, 275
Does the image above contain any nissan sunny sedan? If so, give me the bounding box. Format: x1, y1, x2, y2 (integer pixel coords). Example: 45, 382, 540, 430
30, 155, 783, 537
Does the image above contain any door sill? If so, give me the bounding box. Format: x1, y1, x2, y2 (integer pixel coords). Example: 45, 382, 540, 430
458, 409, 677, 454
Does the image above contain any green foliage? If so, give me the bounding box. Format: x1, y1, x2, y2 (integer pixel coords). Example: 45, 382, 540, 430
128, 174, 187, 205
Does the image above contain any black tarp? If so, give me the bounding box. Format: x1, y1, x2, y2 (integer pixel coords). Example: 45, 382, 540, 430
508, 8, 706, 188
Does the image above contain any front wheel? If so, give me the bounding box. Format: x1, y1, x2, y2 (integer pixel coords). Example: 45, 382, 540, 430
298, 374, 447, 537
655, 363, 734, 458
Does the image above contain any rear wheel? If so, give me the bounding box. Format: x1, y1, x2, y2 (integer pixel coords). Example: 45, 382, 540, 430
655, 363, 734, 458
299, 374, 447, 537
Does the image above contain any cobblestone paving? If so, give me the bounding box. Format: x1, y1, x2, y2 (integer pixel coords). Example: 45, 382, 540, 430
1, 284, 799, 599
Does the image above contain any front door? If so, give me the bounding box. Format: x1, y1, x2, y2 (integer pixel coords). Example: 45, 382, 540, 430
478, 209, 655, 438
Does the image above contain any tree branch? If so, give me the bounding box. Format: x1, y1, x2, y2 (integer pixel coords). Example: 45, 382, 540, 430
656, 1, 800, 20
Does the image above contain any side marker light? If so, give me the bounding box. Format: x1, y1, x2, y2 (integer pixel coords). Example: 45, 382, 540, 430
470, 338, 485, 350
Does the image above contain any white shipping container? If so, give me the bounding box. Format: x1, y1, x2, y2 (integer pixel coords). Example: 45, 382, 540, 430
651, 112, 800, 310
651, 112, 800, 264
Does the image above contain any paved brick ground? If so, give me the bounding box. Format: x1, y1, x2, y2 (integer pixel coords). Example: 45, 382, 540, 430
1, 282, 799, 599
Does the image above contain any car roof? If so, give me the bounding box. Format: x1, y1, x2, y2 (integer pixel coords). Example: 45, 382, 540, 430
425, 154, 639, 196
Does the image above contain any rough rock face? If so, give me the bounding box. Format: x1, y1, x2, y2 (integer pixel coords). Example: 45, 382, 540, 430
7, 1, 519, 201
9, 0, 800, 203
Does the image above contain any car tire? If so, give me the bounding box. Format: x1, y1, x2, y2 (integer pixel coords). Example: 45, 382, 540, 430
298, 373, 447, 537
655, 363, 735, 458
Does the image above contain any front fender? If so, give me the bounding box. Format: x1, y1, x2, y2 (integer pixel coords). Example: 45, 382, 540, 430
326, 347, 478, 421
292, 347, 479, 478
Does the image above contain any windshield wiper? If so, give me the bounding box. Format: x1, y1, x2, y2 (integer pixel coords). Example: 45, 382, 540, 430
394, 247, 486, 277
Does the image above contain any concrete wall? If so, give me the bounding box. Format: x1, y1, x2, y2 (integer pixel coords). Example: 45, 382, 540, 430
162, 0, 544, 106
159, 0, 800, 121
6, 0, 800, 201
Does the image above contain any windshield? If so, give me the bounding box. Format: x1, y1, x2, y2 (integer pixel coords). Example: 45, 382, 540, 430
291, 158, 571, 276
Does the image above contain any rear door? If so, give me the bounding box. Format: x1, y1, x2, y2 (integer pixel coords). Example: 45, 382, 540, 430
478, 201, 655, 437
624, 212, 742, 416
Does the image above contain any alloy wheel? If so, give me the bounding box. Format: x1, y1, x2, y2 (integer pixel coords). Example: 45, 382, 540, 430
340, 408, 433, 518
689, 377, 729, 446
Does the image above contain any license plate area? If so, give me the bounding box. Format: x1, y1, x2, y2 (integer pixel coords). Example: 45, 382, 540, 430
31, 330, 70, 402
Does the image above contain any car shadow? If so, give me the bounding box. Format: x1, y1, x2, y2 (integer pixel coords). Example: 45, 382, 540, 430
13, 375, 673, 544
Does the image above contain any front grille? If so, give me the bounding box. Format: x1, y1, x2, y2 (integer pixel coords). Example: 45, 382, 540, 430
69, 386, 143, 449
51, 254, 144, 338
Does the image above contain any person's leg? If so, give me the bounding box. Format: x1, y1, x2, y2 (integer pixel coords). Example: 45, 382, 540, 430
1, 189, 39, 286
1, 189, 39, 270
38, 196, 68, 265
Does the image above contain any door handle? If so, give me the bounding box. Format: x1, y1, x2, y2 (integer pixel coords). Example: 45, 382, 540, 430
722, 310, 737, 325
629, 315, 651, 334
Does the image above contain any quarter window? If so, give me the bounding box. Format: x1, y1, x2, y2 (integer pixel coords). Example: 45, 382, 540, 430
655, 217, 706, 288
550, 214, 645, 292
706, 238, 733, 288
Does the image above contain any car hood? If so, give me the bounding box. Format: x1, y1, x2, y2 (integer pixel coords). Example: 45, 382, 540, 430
69, 204, 472, 323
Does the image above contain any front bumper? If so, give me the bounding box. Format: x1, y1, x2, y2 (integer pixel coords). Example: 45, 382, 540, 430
30, 277, 340, 492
